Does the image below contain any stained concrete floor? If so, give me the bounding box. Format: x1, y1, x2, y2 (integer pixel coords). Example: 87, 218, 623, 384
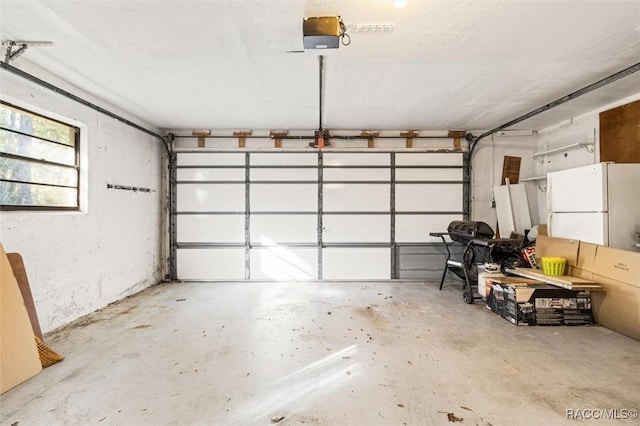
1, 281, 639, 426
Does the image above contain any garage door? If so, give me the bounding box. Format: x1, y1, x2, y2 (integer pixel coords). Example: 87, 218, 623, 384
173, 150, 465, 280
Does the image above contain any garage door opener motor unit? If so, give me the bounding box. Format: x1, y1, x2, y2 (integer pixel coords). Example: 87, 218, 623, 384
303, 16, 344, 49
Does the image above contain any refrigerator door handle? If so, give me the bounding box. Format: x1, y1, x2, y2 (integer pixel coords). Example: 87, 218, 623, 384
546, 178, 552, 236
546, 178, 552, 213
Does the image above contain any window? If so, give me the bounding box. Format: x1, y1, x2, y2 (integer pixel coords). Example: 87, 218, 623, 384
0, 101, 80, 210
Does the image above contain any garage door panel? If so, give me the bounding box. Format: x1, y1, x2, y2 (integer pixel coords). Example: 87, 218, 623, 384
250, 247, 317, 280
395, 153, 462, 166
395, 214, 463, 243
323, 215, 390, 243
177, 153, 245, 166
323, 248, 390, 279
178, 168, 245, 181
323, 168, 390, 181
175, 150, 465, 280
177, 249, 245, 280
324, 184, 390, 211
324, 153, 390, 166
251, 168, 317, 181
251, 184, 317, 211
251, 215, 317, 243
395, 168, 462, 181
396, 184, 462, 212
177, 184, 245, 211
251, 153, 317, 166
178, 215, 245, 243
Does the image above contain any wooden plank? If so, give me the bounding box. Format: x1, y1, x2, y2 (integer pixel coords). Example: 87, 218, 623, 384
400, 131, 418, 148
361, 131, 379, 148
506, 267, 603, 290
192, 130, 211, 148
234, 130, 252, 148
448, 130, 465, 150
493, 183, 531, 236
270, 131, 288, 149
501, 156, 521, 185
600, 99, 640, 163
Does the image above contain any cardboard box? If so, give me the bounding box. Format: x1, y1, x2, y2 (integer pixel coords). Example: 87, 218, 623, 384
486, 280, 593, 326
481, 275, 541, 300
535, 236, 640, 340
538, 224, 548, 236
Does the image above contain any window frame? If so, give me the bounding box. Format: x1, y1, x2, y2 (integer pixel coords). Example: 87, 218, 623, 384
0, 100, 81, 211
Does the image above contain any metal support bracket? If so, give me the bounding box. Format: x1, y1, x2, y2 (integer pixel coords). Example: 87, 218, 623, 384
2, 40, 53, 64
3, 42, 28, 64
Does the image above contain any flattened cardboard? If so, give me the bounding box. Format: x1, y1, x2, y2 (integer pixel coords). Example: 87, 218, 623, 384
593, 246, 640, 288
591, 245, 640, 340
540, 237, 640, 340
575, 242, 598, 273
535, 235, 580, 267
591, 279, 640, 340
538, 224, 548, 236
1, 243, 42, 394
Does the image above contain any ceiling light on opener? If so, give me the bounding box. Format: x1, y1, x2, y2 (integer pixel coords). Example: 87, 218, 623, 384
347, 24, 394, 32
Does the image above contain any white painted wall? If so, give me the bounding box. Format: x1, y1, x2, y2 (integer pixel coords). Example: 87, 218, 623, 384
1, 61, 165, 333
531, 92, 640, 223
470, 134, 538, 231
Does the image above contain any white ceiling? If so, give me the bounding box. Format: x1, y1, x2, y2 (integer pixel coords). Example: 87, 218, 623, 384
1, 0, 639, 132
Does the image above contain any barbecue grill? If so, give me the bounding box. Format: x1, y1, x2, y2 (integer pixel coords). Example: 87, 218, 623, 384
447, 220, 494, 243
430, 220, 524, 304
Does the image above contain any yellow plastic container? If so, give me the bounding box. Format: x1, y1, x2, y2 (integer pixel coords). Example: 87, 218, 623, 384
541, 256, 567, 276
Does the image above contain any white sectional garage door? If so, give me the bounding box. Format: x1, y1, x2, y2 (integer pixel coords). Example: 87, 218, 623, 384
174, 150, 464, 280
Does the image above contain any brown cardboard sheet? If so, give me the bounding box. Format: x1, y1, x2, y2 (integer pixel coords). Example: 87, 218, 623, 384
0, 243, 42, 394
535, 235, 580, 267
591, 245, 640, 340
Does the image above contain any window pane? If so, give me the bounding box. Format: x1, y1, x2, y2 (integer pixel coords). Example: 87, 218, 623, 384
0, 181, 77, 207
0, 157, 77, 187
0, 103, 75, 147
0, 129, 76, 166
0, 102, 79, 210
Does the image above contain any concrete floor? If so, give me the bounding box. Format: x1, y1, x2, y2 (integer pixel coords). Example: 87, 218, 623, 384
2, 281, 639, 426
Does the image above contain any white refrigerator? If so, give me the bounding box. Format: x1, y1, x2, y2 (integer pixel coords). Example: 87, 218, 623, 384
547, 162, 640, 251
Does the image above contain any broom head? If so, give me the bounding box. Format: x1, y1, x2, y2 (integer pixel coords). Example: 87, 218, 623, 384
35, 336, 64, 368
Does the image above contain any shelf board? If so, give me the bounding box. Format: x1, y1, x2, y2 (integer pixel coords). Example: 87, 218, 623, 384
520, 176, 546, 182
531, 142, 594, 159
